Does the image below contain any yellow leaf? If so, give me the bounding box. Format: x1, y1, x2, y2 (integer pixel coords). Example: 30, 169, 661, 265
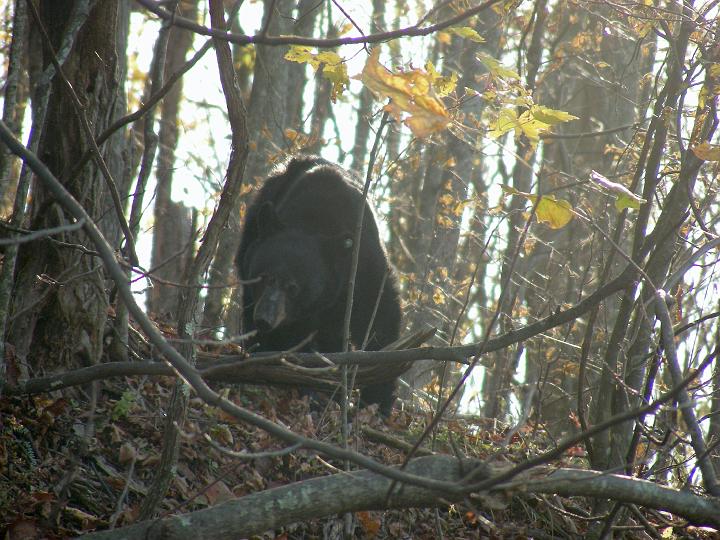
453, 200, 469, 216
536, 197, 573, 229
437, 31, 452, 44
517, 110, 550, 146
615, 194, 642, 211
438, 193, 454, 206
338, 22, 354, 36
321, 62, 348, 102
490, 107, 574, 148
436, 214, 454, 228
449, 26, 485, 43
425, 61, 458, 97
523, 237, 536, 254
692, 142, 720, 161
531, 105, 579, 125
501, 185, 573, 228
360, 48, 450, 138
285, 46, 348, 102
316, 51, 342, 65
433, 288, 446, 305
284, 45, 314, 64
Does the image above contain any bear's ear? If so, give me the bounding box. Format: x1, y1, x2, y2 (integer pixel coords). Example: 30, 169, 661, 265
256, 201, 282, 238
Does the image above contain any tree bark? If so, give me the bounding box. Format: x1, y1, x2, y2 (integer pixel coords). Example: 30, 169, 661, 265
8, 0, 128, 372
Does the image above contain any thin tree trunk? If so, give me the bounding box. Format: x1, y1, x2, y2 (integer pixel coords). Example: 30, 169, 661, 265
0, 0, 29, 210
402, 14, 500, 405
147, 0, 198, 319
202, 0, 295, 335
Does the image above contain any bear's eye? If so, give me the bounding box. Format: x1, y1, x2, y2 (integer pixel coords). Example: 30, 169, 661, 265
343, 237, 353, 249
286, 281, 300, 298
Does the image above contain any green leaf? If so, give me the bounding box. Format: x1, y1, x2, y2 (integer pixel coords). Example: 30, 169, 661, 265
489, 108, 520, 139
478, 53, 519, 80
590, 170, 646, 211
615, 194, 642, 211
111, 390, 136, 420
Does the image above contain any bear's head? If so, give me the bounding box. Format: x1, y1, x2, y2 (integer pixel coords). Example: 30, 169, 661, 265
240, 202, 354, 335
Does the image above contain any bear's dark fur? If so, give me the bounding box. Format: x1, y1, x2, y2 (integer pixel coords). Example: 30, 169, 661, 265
236, 156, 402, 415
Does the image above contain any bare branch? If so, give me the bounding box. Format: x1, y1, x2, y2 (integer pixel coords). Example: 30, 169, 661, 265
655, 290, 720, 495
135, 0, 504, 48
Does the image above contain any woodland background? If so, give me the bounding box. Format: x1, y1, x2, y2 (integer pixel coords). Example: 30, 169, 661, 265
1, 0, 720, 538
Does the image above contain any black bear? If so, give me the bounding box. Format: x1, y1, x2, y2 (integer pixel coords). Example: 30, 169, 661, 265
236, 155, 402, 415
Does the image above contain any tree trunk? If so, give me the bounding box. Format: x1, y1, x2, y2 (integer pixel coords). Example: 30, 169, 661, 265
8, 0, 129, 372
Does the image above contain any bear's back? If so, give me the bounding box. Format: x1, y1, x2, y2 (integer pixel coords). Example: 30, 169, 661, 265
263, 157, 366, 236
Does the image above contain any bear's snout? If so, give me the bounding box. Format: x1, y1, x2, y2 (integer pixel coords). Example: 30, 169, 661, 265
253, 285, 286, 333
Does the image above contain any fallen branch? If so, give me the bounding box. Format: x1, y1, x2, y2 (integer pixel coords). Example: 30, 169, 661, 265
78, 456, 720, 539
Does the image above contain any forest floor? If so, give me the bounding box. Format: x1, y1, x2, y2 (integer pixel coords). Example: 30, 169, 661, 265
1, 353, 716, 539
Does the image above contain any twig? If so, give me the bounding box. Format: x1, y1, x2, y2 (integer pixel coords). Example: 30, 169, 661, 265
0, 219, 85, 245
341, 115, 388, 535
135, 3, 182, 518
206, 437, 302, 459
395, 193, 543, 475
139, 0, 250, 519
258, 0, 277, 37
69, 30, 218, 180
108, 457, 136, 529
